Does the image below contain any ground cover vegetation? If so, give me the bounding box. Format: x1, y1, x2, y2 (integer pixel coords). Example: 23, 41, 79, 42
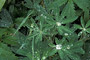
0, 0, 90, 60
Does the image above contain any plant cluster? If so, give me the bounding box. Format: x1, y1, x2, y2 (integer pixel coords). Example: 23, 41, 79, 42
0, 0, 90, 60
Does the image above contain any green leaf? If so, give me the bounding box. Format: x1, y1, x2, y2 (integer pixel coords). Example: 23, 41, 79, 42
57, 27, 63, 35
86, 28, 90, 33
2, 35, 19, 46
80, 17, 85, 28
74, 24, 82, 29
61, 26, 72, 33
14, 10, 34, 35
78, 31, 83, 36
48, 0, 67, 10
35, 34, 42, 43
72, 41, 83, 48
26, 52, 32, 60
73, 0, 90, 11
71, 48, 85, 54
49, 43, 56, 47
0, 28, 7, 37
85, 20, 90, 28
0, 9, 13, 27
24, 0, 33, 8
49, 49, 57, 56
76, 10, 83, 16
0, 43, 18, 60
81, 42, 90, 60
65, 50, 80, 60
58, 50, 67, 60
61, 0, 76, 18
84, 9, 89, 21
62, 16, 78, 24
20, 57, 30, 60
0, 0, 6, 11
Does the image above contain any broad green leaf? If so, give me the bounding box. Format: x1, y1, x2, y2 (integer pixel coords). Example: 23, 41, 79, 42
0, 43, 18, 60
0, 0, 6, 11
61, 0, 75, 18
0, 9, 13, 27
0, 48, 18, 60
73, 0, 90, 11
15, 17, 24, 25
84, 9, 89, 21
76, 10, 83, 16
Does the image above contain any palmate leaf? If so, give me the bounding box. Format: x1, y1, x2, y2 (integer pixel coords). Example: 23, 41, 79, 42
28, 20, 51, 43
34, 41, 51, 60
74, 17, 90, 36
0, 0, 6, 11
49, 38, 85, 60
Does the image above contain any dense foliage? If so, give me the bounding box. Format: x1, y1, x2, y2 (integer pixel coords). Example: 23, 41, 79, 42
0, 0, 90, 60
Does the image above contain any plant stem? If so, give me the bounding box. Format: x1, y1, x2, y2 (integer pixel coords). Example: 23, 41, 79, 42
32, 37, 34, 60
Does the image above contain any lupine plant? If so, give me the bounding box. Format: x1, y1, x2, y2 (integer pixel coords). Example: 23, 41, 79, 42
0, 0, 90, 60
